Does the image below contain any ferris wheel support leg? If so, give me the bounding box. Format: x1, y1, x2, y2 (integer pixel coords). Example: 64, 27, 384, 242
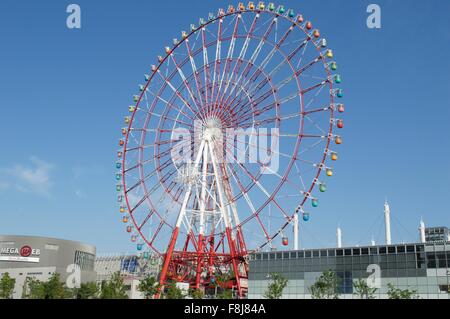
158, 140, 206, 297
225, 227, 243, 297
157, 227, 180, 298
195, 234, 204, 289
207, 140, 243, 297
195, 144, 209, 289
223, 163, 248, 278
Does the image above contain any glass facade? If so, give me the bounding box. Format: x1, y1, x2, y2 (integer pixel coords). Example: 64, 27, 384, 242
248, 242, 450, 299
426, 227, 450, 243
74, 250, 95, 271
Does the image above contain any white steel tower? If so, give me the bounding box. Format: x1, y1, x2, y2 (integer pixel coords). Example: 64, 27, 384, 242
384, 200, 392, 245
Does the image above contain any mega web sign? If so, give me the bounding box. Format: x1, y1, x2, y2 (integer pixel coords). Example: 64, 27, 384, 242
0, 245, 41, 263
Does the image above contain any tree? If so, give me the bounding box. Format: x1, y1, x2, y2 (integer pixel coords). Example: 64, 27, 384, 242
163, 281, 185, 299
137, 275, 160, 299
0, 272, 15, 299
43, 273, 71, 299
73, 282, 99, 299
263, 273, 288, 299
216, 289, 233, 299
387, 283, 418, 299
215, 273, 232, 288
22, 273, 70, 299
100, 272, 128, 299
211, 273, 234, 299
189, 288, 204, 299
353, 279, 377, 299
22, 277, 45, 299
310, 270, 339, 299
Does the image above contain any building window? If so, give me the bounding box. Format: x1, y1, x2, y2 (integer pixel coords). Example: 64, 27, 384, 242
426, 252, 436, 269
361, 248, 369, 255
388, 246, 396, 254
437, 253, 447, 268
336, 249, 343, 256
344, 249, 352, 256
305, 251, 311, 258
320, 250, 327, 257
313, 250, 319, 257
406, 245, 415, 253
439, 285, 450, 293
45, 244, 59, 251
337, 271, 353, 294
352, 248, 360, 256
416, 253, 425, 269
397, 245, 405, 253
370, 247, 378, 255
379, 247, 387, 254
74, 251, 95, 271
298, 251, 304, 258
328, 250, 335, 257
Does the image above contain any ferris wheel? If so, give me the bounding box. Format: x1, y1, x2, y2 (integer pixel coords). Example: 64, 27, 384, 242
116, 2, 344, 297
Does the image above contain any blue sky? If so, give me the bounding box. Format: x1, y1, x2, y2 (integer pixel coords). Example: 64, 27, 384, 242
0, 0, 449, 253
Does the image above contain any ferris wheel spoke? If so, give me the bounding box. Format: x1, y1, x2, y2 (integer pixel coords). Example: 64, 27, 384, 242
200, 28, 211, 111
209, 18, 223, 107
304, 114, 328, 135
159, 75, 206, 123
161, 115, 195, 129
169, 54, 205, 116
241, 19, 295, 90
185, 40, 207, 108
222, 158, 271, 241
222, 138, 312, 222
148, 219, 167, 247
234, 74, 328, 124
126, 157, 174, 194
215, 13, 240, 107
155, 70, 203, 122
260, 164, 310, 197
137, 208, 157, 231
189, 26, 202, 52
227, 74, 283, 120
223, 19, 277, 112
301, 79, 330, 95
235, 46, 320, 115
230, 133, 322, 176
231, 58, 304, 118
222, 139, 272, 200
217, 14, 259, 109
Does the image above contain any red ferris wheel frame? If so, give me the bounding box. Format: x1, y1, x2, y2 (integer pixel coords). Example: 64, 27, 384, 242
117, 3, 344, 298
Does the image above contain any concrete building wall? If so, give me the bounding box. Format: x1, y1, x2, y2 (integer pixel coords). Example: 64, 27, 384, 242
0, 235, 96, 299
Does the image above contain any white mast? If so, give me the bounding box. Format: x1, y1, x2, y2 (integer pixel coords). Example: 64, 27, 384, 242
384, 199, 392, 245
293, 211, 299, 250
336, 225, 342, 248
419, 218, 426, 243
